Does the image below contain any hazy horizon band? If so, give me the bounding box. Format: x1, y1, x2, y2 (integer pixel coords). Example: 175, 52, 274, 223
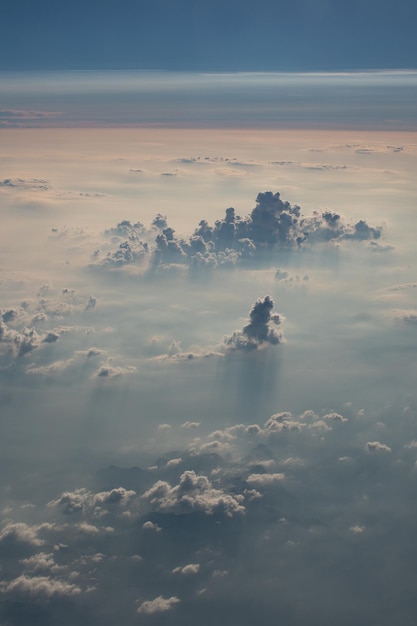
1, 70, 417, 130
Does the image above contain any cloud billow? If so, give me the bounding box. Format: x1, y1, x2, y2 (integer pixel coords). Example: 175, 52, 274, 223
191, 191, 381, 260
142, 470, 245, 517
2, 400, 417, 626
92, 191, 382, 273
225, 295, 283, 352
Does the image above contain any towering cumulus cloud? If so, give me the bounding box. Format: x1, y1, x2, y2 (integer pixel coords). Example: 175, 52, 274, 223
91, 191, 382, 273
225, 296, 283, 351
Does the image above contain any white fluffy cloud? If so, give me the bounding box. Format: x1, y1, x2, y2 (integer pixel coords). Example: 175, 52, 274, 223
142, 470, 245, 517
246, 473, 286, 487
172, 563, 200, 575
137, 595, 180, 614
0, 575, 81, 600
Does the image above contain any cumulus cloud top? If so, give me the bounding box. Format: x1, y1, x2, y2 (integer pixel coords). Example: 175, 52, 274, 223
90, 191, 383, 274
0, 522, 45, 547
48, 487, 136, 516
142, 470, 245, 517
172, 563, 200, 575
138, 595, 180, 614
225, 295, 283, 351
366, 441, 392, 453
246, 473, 286, 487
0, 575, 81, 599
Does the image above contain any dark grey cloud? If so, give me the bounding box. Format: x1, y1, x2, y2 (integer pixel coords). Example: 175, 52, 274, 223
1, 309, 18, 323
149, 296, 283, 361
42, 330, 60, 343
91, 191, 383, 275
225, 296, 283, 352
85, 295, 97, 311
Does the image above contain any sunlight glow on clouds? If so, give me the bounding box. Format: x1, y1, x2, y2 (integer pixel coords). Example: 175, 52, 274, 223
0, 72, 417, 625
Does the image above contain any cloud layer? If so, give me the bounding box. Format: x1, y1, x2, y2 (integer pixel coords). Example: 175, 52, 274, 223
0, 124, 416, 626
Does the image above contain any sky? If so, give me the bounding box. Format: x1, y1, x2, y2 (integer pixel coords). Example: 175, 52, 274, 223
1, 0, 417, 71
1, 4, 417, 626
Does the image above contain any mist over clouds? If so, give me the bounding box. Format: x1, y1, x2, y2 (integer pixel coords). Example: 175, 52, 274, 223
0, 76, 417, 624
1, 71, 417, 130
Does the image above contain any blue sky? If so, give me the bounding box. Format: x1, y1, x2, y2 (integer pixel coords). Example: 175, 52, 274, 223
1, 0, 416, 71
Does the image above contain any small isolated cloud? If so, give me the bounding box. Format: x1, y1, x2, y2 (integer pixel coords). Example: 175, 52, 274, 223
0, 177, 49, 190
225, 295, 283, 351
172, 563, 200, 575
368, 241, 395, 253
95, 364, 136, 379
246, 473, 285, 488
275, 268, 309, 285
142, 521, 161, 532
275, 268, 289, 281
181, 421, 200, 429
138, 595, 180, 614
350, 525, 365, 534
366, 441, 392, 453
323, 412, 348, 423
85, 295, 97, 310
166, 457, 183, 467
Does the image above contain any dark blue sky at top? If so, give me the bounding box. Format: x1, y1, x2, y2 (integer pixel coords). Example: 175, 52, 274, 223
1, 0, 416, 71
